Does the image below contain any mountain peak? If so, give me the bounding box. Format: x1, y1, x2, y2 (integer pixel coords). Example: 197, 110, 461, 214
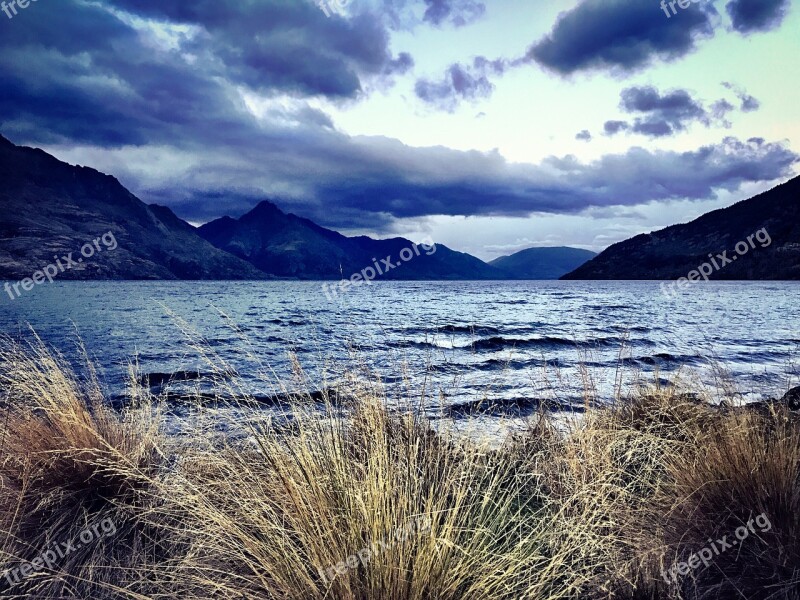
250, 200, 283, 214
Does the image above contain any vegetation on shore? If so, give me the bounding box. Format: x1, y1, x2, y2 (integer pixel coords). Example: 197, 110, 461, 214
0, 338, 798, 599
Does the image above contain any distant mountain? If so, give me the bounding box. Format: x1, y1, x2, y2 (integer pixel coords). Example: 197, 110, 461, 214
563, 176, 800, 280
198, 201, 502, 280
490, 247, 597, 279
0, 135, 266, 280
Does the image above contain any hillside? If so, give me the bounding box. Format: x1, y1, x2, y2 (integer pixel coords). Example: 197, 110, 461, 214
0, 136, 267, 280
490, 247, 597, 279
198, 201, 503, 280
563, 177, 800, 280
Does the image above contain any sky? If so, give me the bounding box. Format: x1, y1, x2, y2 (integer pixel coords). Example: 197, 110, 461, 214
0, 0, 798, 260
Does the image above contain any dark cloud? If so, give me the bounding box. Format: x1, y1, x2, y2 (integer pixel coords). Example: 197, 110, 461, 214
529, 0, 717, 75
0, 0, 415, 148
70, 131, 795, 230
415, 57, 510, 111
619, 86, 710, 137
604, 120, 630, 136
722, 82, 761, 112
102, 0, 412, 99
0, 0, 795, 235
293, 137, 798, 226
630, 120, 674, 138
726, 0, 790, 32
607, 85, 758, 138
599, 83, 759, 139
575, 130, 592, 141
423, 0, 486, 27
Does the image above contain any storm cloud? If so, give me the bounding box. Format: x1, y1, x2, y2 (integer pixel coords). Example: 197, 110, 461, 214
528, 0, 717, 75
0, 0, 416, 148
726, 0, 790, 32
0, 0, 795, 236
53, 131, 796, 230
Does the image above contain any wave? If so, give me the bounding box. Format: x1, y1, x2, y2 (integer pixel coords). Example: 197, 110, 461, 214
387, 335, 629, 352
444, 396, 586, 418
139, 369, 236, 388
607, 325, 652, 333
400, 324, 502, 336
469, 336, 624, 352
472, 357, 552, 371
629, 353, 703, 366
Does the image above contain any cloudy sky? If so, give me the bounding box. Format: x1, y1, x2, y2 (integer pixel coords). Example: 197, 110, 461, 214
1, 0, 798, 260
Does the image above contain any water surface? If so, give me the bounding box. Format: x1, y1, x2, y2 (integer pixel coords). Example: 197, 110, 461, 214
1, 281, 797, 410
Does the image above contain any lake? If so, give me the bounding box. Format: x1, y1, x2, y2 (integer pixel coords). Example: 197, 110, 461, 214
1, 281, 798, 413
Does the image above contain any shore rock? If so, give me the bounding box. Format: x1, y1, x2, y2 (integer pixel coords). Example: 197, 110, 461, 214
780, 386, 800, 410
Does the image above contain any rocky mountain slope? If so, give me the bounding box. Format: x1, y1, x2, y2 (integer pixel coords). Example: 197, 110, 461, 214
198, 201, 502, 280
563, 177, 800, 280
0, 135, 266, 280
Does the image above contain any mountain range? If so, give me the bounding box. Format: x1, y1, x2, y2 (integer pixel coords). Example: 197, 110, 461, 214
197, 201, 500, 280
0, 135, 594, 281
1, 134, 797, 282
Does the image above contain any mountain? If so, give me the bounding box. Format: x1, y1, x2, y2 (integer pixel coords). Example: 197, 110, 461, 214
489, 247, 597, 279
563, 177, 800, 280
0, 135, 266, 280
198, 201, 502, 280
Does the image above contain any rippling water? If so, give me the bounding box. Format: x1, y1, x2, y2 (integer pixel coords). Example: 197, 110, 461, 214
1, 281, 798, 409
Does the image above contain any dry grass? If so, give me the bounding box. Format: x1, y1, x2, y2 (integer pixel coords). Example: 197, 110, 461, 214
0, 337, 165, 598
0, 338, 798, 599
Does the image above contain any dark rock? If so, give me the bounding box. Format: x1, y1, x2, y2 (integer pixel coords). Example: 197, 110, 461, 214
780, 386, 800, 410
741, 386, 800, 413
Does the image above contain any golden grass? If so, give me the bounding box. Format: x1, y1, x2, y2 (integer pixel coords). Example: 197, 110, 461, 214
0, 338, 798, 599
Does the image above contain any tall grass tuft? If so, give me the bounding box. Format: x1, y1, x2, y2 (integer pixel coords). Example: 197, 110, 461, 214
0, 337, 164, 598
